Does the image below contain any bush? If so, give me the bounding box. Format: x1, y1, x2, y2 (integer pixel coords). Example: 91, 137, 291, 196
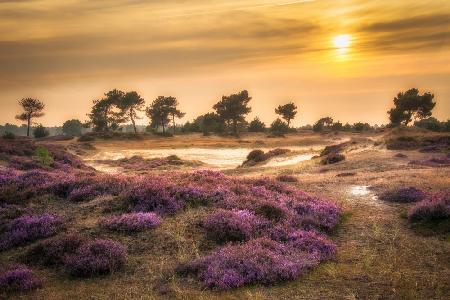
33, 125, 49, 139
24, 234, 85, 266
270, 118, 289, 135
248, 117, 266, 132
78, 135, 95, 142
0, 214, 63, 251
178, 237, 328, 290
62, 119, 83, 136
100, 212, 161, 233
0, 265, 43, 293
379, 187, 427, 203
64, 239, 127, 277
2, 132, 15, 140
35, 146, 54, 166
321, 153, 345, 165
246, 150, 265, 162
414, 117, 442, 132
202, 210, 267, 243
276, 175, 298, 183
408, 191, 450, 222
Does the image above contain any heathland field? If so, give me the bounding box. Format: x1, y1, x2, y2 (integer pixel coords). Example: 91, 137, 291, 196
0, 129, 449, 299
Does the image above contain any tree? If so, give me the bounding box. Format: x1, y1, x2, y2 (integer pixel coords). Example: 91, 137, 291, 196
270, 118, 289, 135
33, 124, 49, 138
87, 89, 126, 132
62, 119, 83, 136
248, 117, 266, 132
164, 97, 185, 134
312, 117, 333, 132
15, 98, 45, 137
213, 90, 252, 136
118, 91, 145, 134
146, 96, 172, 133
275, 102, 298, 127
387, 88, 436, 126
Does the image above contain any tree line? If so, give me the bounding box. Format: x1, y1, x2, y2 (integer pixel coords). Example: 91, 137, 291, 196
5, 88, 449, 139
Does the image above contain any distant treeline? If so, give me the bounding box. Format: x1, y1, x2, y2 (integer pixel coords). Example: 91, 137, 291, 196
4, 88, 449, 138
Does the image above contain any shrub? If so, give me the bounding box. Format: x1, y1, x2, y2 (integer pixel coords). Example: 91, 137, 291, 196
32, 125, 49, 139
64, 239, 127, 277
100, 212, 161, 233
414, 117, 442, 132
35, 146, 54, 166
379, 187, 427, 203
78, 135, 95, 142
202, 210, 267, 243
24, 234, 85, 266
248, 117, 266, 132
269, 118, 289, 135
408, 191, 450, 222
292, 198, 340, 230
178, 238, 319, 290
276, 175, 298, 183
246, 150, 265, 162
62, 119, 83, 136
2, 132, 15, 140
285, 230, 337, 261
321, 153, 345, 165
0, 214, 63, 251
0, 265, 43, 293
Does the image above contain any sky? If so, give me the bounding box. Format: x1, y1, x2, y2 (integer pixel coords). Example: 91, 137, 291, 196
0, 0, 449, 126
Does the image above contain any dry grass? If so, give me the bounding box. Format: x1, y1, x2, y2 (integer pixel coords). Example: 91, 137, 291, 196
2, 130, 450, 299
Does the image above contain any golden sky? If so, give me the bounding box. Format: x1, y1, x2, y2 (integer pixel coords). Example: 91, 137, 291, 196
1, 0, 449, 126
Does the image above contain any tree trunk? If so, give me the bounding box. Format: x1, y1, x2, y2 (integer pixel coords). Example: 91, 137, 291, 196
27, 115, 31, 137
287, 119, 291, 127
233, 119, 238, 136
162, 120, 165, 133
131, 113, 137, 134
172, 114, 176, 135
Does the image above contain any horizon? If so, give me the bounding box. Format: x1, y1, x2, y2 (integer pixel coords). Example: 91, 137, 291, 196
1, 0, 450, 126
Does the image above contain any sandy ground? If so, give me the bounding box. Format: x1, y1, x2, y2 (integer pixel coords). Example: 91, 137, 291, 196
12, 132, 450, 299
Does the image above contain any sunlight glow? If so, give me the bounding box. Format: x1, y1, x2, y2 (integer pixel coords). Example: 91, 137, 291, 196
333, 34, 351, 49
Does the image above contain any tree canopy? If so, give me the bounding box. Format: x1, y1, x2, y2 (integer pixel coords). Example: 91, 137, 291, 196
87, 89, 126, 132
146, 96, 183, 133
118, 91, 145, 133
213, 90, 251, 135
275, 102, 297, 127
388, 88, 436, 126
15, 98, 45, 137
62, 119, 83, 136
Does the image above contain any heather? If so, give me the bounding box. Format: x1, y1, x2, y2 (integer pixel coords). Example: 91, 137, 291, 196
64, 239, 127, 277
379, 187, 427, 203
94, 155, 198, 171
100, 212, 161, 233
0, 214, 63, 251
276, 174, 298, 182
178, 234, 335, 290
408, 191, 450, 222
0, 265, 43, 293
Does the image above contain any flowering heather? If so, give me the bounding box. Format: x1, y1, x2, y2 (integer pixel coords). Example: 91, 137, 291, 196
285, 230, 337, 261
379, 187, 427, 203
100, 212, 161, 233
291, 198, 341, 230
24, 234, 85, 266
178, 238, 320, 290
0, 214, 63, 251
408, 191, 450, 222
203, 209, 268, 243
0, 265, 43, 293
64, 239, 127, 277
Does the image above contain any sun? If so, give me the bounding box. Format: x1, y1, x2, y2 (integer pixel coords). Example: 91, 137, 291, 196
333, 34, 351, 49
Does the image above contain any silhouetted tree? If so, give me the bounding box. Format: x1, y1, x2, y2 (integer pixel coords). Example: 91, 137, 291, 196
213, 90, 252, 136
164, 97, 185, 134
146, 96, 173, 133
387, 88, 436, 126
248, 117, 266, 132
88, 89, 125, 132
15, 98, 45, 137
118, 91, 145, 134
62, 119, 83, 136
312, 117, 333, 132
33, 124, 49, 138
275, 102, 297, 127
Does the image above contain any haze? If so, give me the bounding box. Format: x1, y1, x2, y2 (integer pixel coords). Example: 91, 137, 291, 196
1, 0, 449, 126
